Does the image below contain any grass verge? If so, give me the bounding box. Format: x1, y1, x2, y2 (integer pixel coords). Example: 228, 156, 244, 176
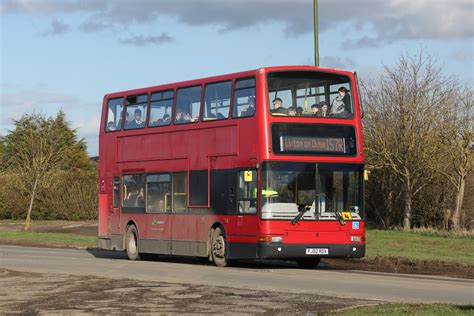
0, 231, 96, 249
336, 303, 474, 315
0, 219, 66, 225
365, 229, 474, 264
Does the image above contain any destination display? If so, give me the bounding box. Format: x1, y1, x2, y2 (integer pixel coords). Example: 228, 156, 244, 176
280, 136, 346, 153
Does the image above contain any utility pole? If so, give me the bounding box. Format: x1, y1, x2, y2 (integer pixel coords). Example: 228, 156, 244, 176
313, 0, 319, 67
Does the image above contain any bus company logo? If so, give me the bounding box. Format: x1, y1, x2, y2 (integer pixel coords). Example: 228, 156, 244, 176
280, 136, 345, 153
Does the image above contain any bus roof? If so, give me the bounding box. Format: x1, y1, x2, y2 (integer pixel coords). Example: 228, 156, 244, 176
104, 65, 354, 100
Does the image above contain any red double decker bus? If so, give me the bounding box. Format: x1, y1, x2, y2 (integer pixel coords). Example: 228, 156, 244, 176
98, 65, 365, 268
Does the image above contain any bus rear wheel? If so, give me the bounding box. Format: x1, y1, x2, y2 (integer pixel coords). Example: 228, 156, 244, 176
296, 258, 321, 269
125, 225, 140, 261
211, 226, 229, 267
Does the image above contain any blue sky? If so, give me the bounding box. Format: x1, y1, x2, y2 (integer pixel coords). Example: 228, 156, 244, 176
1, 0, 473, 156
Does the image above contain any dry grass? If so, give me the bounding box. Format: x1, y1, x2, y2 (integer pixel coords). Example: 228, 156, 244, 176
411, 227, 474, 238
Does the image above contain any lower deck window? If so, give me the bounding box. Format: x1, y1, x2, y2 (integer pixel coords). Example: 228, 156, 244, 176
146, 174, 171, 213
122, 174, 145, 209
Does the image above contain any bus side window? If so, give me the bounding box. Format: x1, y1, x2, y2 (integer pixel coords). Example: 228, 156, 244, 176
146, 174, 171, 213
202, 81, 232, 121
175, 86, 201, 124
232, 78, 256, 118
105, 97, 124, 132
237, 170, 257, 213
122, 174, 145, 209
149, 90, 173, 127
172, 173, 187, 213
124, 94, 148, 130
113, 177, 120, 207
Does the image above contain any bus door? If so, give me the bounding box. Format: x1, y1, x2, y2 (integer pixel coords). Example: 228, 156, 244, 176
110, 177, 121, 236
236, 170, 259, 235
145, 174, 172, 254
169, 172, 189, 255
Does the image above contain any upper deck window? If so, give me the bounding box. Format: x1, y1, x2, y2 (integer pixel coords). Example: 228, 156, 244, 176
268, 71, 353, 119
202, 81, 231, 121
124, 94, 148, 130
105, 98, 124, 132
175, 86, 201, 124
149, 90, 173, 127
232, 78, 256, 118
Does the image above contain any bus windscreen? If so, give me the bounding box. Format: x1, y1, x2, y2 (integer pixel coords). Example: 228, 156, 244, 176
268, 71, 353, 119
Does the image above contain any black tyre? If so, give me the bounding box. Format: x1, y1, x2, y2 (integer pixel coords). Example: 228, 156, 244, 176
296, 258, 321, 269
125, 225, 140, 261
211, 226, 230, 267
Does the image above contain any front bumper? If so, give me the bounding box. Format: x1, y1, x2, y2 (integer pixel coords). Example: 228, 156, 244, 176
257, 242, 365, 259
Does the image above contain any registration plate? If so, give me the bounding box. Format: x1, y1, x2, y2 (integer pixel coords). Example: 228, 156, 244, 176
305, 248, 328, 255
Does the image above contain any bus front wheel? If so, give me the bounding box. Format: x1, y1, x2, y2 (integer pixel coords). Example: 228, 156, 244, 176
211, 226, 229, 267
125, 225, 140, 261
296, 258, 321, 269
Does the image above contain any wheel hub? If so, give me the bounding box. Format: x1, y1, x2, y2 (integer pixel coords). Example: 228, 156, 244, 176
213, 236, 225, 258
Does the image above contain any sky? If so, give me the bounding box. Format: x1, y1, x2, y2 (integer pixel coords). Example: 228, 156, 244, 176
1, 0, 473, 156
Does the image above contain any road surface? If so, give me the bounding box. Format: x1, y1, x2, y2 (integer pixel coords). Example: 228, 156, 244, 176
0, 245, 472, 305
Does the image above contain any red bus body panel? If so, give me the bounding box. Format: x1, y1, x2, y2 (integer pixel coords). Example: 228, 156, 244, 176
98, 65, 365, 259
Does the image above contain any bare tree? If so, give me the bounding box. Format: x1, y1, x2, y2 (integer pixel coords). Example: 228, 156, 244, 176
363, 52, 457, 230
439, 87, 473, 230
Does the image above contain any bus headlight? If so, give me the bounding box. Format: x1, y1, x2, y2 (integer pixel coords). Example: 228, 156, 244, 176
258, 235, 283, 243
271, 236, 283, 243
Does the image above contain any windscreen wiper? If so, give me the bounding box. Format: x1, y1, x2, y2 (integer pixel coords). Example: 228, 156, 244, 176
291, 205, 311, 225
333, 210, 346, 226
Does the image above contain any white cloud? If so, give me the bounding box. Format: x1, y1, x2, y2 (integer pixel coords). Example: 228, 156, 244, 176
320, 56, 357, 70
42, 19, 70, 36
2, 0, 472, 45
119, 33, 174, 46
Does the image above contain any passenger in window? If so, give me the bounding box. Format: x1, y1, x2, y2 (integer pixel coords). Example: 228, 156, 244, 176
311, 104, 320, 116
163, 114, 171, 124
241, 96, 255, 117
128, 109, 145, 128
296, 107, 304, 116
175, 111, 184, 123
127, 185, 144, 207
117, 111, 128, 129
136, 188, 145, 207
330, 87, 351, 117
147, 193, 164, 212
183, 112, 194, 122
216, 113, 225, 120
271, 97, 289, 115
319, 101, 330, 117
157, 199, 165, 212
107, 121, 116, 131
288, 107, 297, 116
125, 183, 138, 207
